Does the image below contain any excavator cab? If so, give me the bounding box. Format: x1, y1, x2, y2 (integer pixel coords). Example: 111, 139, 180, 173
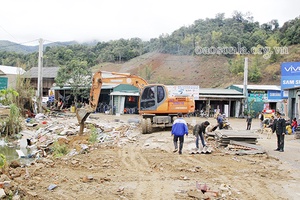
140, 85, 166, 111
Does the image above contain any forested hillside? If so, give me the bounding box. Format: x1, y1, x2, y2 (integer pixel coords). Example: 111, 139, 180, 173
1, 12, 300, 88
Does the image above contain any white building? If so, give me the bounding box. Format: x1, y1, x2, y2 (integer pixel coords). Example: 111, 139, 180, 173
0, 65, 26, 89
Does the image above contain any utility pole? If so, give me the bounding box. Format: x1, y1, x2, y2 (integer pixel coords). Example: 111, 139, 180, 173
243, 57, 249, 116
37, 38, 44, 113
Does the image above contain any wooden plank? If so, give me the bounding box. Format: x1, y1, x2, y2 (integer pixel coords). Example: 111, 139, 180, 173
218, 140, 257, 144
229, 140, 264, 151
215, 131, 259, 139
234, 149, 266, 155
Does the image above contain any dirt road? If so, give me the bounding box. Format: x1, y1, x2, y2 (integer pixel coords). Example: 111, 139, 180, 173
3, 113, 300, 200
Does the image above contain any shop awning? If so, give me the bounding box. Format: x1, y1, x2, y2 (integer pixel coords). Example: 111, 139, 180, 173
197, 95, 245, 99
110, 91, 140, 96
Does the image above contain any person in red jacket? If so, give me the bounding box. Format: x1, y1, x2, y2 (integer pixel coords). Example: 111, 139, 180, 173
171, 113, 188, 154
291, 117, 298, 134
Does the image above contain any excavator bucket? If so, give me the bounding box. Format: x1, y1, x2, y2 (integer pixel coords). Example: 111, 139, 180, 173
76, 106, 95, 135
76, 106, 94, 124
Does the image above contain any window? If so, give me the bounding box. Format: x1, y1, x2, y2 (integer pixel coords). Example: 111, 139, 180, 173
157, 86, 165, 103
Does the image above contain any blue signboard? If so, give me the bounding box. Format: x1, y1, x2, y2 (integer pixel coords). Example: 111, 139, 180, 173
281, 76, 300, 89
281, 62, 300, 76
281, 62, 300, 98
268, 90, 281, 100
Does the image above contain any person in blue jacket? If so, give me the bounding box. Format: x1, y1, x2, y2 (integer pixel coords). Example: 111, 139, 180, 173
171, 113, 189, 154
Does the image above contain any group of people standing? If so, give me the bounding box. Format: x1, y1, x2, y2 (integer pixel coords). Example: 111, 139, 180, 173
171, 110, 296, 155
171, 112, 210, 155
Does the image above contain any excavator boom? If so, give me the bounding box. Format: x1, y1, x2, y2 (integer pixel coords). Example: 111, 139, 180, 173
76, 71, 148, 134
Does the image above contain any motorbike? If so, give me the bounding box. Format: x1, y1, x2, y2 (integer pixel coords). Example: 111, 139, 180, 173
200, 110, 208, 118
223, 120, 232, 130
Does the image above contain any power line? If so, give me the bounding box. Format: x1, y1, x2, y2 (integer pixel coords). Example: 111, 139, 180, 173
0, 23, 20, 43
0, 20, 42, 47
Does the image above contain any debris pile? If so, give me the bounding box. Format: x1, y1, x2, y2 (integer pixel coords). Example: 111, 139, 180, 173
226, 140, 266, 155
0, 113, 142, 199
15, 113, 141, 160
187, 182, 234, 199
215, 130, 259, 147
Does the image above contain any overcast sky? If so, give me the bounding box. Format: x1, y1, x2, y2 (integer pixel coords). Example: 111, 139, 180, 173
0, 0, 299, 46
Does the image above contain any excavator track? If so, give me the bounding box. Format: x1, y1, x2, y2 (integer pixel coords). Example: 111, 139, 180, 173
141, 118, 153, 134
146, 118, 153, 134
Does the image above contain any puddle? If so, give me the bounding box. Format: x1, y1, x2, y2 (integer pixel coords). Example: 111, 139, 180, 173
0, 139, 35, 165
0, 145, 19, 161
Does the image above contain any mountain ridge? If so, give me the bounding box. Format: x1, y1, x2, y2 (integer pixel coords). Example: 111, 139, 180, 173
93, 52, 285, 88
0, 40, 79, 53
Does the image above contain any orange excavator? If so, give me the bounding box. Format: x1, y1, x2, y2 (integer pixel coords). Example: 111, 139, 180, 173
76, 71, 195, 134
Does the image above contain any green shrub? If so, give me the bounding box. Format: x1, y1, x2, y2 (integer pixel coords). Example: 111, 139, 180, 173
52, 142, 69, 158
89, 125, 98, 144
0, 153, 6, 168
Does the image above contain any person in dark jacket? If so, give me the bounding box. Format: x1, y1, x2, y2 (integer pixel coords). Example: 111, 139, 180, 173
193, 121, 210, 149
272, 111, 286, 152
171, 113, 188, 154
246, 114, 252, 130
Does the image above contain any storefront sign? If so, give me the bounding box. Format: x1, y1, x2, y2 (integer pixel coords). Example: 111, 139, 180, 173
166, 85, 199, 100
281, 62, 300, 98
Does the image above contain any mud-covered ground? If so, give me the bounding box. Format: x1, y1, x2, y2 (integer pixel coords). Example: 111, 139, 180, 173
1, 113, 300, 200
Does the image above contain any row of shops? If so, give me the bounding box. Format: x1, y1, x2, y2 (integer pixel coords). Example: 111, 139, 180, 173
50, 83, 285, 119
3, 64, 298, 121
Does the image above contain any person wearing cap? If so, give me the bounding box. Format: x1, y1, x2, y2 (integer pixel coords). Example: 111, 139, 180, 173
193, 121, 210, 150
272, 111, 286, 152
171, 113, 188, 154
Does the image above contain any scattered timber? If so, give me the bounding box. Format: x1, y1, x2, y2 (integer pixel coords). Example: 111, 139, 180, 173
214, 130, 259, 147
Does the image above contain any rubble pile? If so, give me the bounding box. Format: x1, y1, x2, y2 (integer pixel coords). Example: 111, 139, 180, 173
20, 113, 140, 155
0, 113, 141, 199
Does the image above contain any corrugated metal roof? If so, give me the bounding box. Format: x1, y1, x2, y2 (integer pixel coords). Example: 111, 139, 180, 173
50, 84, 117, 90
0, 65, 26, 75
231, 84, 281, 91
199, 88, 243, 95
113, 84, 139, 92
283, 86, 300, 90
24, 67, 59, 78
264, 99, 283, 102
